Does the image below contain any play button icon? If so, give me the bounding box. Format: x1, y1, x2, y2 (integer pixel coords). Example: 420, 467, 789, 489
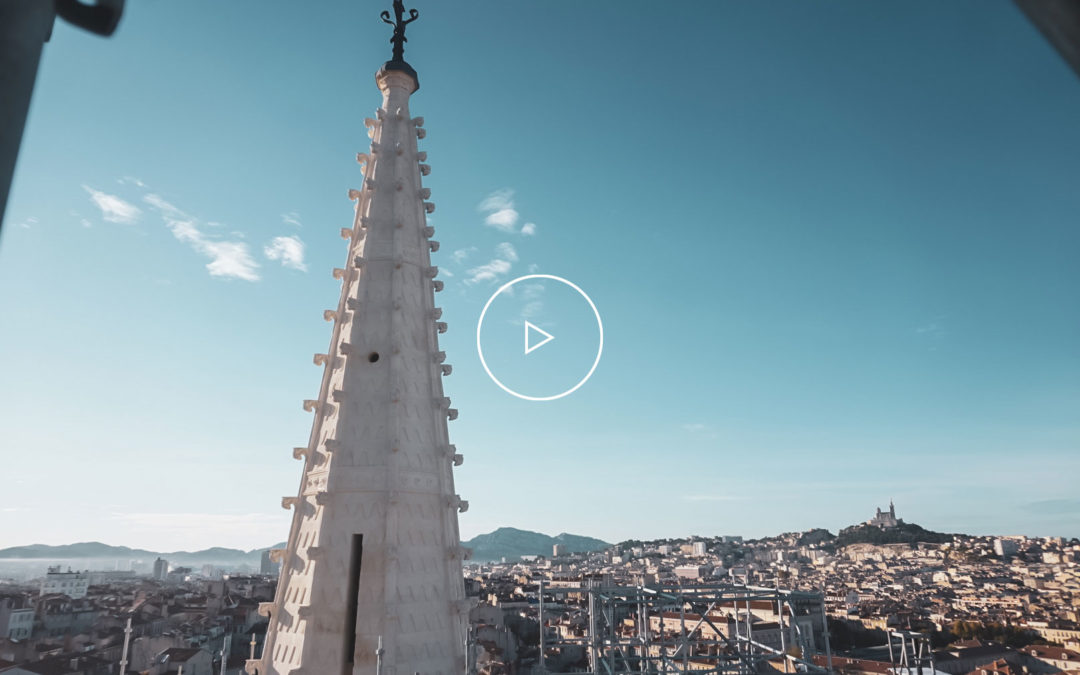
476, 274, 604, 401
524, 321, 555, 355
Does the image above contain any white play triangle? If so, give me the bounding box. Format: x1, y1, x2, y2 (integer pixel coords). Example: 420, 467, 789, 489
524, 321, 555, 355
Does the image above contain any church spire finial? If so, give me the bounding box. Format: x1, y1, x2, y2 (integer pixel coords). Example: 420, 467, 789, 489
381, 1, 418, 64
378, 1, 420, 87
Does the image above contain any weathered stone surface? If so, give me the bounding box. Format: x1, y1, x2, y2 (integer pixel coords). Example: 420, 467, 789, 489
257, 66, 466, 675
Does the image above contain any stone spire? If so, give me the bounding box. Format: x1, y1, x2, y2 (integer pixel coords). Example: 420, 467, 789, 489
248, 6, 470, 674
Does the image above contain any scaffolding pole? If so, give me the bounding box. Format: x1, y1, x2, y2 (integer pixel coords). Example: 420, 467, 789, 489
535, 583, 830, 675
539, 578, 546, 671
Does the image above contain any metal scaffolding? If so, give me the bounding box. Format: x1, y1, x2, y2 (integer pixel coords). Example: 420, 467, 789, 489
532, 583, 833, 675
886, 630, 935, 675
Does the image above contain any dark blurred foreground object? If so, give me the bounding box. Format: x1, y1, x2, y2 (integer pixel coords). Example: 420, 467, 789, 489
0, 0, 124, 231
1014, 0, 1080, 77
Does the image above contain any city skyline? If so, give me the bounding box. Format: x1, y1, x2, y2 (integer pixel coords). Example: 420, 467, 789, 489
2, 0, 1079, 552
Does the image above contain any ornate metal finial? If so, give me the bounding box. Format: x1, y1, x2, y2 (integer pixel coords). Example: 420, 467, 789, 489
381, 1, 419, 64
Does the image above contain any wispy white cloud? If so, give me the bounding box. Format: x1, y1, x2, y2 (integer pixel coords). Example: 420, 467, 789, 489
171, 222, 260, 281
84, 185, 141, 224
201, 242, 259, 280
16, 217, 38, 229
282, 211, 303, 228
520, 301, 543, 320
683, 423, 710, 433
464, 259, 513, 285
264, 235, 308, 271
452, 246, 477, 264
478, 188, 520, 232
478, 190, 540, 237
495, 242, 518, 262
143, 193, 184, 218
521, 283, 544, 300
479, 189, 514, 213
509, 283, 546, 324
485, 209, 519, 231
464, 242, 522, 285
118, 176, 146, 188
69, 209, 92, 228
144, 194, 260, 281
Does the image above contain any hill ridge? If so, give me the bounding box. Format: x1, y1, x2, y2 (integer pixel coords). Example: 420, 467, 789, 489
462, 527, 609, 562
0, 528, 610, 566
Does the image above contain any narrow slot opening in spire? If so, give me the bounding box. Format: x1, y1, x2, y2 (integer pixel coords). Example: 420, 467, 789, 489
343, 534, 364, 671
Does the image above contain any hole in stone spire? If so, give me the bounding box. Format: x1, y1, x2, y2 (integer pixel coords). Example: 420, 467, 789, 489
368, 352, 380, 363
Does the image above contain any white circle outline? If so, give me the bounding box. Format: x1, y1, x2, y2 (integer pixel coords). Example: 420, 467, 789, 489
476, 274, 604, 402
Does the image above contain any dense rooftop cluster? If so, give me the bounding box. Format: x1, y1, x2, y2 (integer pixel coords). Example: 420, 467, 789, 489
456, 510, 1078, 675
0, 573, 273, 674
0, 511, 1076, 675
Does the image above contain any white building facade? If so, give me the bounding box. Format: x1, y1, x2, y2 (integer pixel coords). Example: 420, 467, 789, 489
0, 598, 34, 640
39, 567, 88, 599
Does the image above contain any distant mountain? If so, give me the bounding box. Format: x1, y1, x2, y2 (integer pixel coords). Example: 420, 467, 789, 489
463, 527, 609, 562
0, 530, 606, 568
0, 542, 155, 559
0, 541, 287, 568
835, 522, 952, 547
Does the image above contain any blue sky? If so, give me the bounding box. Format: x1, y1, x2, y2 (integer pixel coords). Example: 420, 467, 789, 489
1, 0, 1078, 551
